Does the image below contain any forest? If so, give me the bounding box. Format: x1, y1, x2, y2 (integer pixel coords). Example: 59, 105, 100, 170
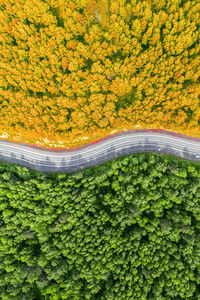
0, 0, 199, 148
1, 153, 200, 299
1, 0, 200, 299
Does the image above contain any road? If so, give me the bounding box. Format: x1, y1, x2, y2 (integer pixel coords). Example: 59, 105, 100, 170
0, 130, 200, 173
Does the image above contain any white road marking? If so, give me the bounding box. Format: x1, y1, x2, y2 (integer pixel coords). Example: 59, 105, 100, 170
0, 131, 199, 172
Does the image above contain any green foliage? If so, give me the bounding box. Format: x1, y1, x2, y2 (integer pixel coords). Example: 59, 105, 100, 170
0, 153, 200, 299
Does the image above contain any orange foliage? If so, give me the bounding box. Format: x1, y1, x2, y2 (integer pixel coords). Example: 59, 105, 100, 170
0, 0, 199, 148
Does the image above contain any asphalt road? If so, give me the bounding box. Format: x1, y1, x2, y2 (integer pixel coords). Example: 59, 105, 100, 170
0, 131, 200, 173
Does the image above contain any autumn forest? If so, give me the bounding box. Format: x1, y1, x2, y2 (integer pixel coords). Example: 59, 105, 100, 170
0, 0, 199, 148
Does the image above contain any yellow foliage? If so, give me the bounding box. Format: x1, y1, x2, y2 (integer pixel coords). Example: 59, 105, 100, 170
0, 0, 199, 148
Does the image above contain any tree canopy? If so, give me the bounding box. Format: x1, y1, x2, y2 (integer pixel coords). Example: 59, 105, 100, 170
0, 0, 199, 148
0, 153, 200, 298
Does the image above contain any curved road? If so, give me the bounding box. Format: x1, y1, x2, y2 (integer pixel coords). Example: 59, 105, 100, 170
0, 130, 200, 173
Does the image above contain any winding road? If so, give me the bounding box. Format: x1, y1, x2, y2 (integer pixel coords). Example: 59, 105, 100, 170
0, 130, 200, 173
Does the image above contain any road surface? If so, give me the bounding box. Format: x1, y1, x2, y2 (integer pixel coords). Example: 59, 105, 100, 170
0, 130, 200, 173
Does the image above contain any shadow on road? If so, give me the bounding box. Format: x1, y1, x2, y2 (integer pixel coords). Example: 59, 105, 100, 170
0, 137, 200, 173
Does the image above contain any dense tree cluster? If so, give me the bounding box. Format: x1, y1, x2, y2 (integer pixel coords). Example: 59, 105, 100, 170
0, 0, 200, 148
1, 153, 200, 298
